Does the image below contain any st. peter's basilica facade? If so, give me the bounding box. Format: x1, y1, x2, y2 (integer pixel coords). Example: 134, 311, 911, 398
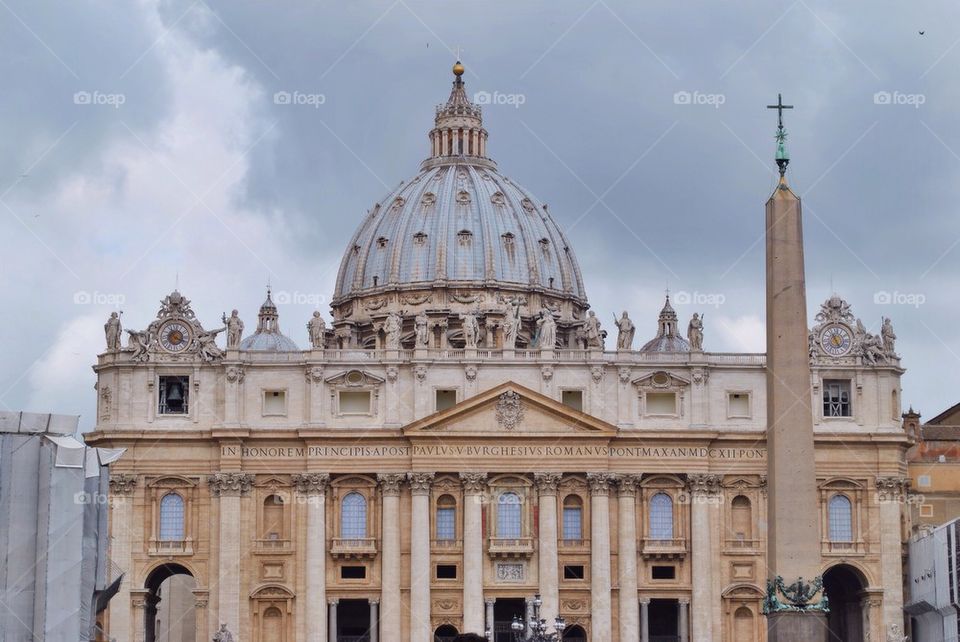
89, 63, 911, 642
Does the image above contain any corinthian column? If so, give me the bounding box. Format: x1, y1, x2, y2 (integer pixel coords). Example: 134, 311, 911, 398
687, 474, 720, 642
460, 472, 488, 635
587, 473, 613, 642
409, 472, 435, 642
615, 474, 641, 642
108, 474, 137, 641
209, 472, 254, 636
876, 476, 909, 631
378, 473, 405, 642
294, 473, 330, 642
534, 473, 562, 625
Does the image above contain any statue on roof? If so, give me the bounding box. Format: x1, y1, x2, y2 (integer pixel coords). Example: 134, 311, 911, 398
104, 312, 122, 352
535, 308, 557, 350
307, 311, 326, 349
223, 310, 244, 349
460, 312, 480, 348
584, 310, 604, 349
195, 327, 225, 362
688, 313, 704, 351
881, 317, 897, 356
383, 311, 403, 349
415, 312, 430, 348
503, 300, 521, 350
614, 311, 635, 350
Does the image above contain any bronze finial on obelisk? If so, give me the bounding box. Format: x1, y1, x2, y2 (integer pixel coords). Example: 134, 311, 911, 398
762, 95, 829, 641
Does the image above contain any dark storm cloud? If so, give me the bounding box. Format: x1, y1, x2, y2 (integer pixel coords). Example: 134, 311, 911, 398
1, 0, 958, 425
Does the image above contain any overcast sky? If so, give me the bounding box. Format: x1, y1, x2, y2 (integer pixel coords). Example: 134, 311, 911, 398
1, 0, 957, 430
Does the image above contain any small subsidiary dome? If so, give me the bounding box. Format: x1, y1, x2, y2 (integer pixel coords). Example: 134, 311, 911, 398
239, 289, 299, 352
639, 295, 691, 353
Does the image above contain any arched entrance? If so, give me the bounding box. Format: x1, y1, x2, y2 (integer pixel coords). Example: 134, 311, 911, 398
823, 564, 867, 642
144, 563, 196, 642
434, 624, 458, 642
562, 624, 587, 641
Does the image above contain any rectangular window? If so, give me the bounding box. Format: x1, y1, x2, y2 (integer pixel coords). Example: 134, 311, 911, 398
435, 389, 457, 412
561, 390, 584, 412
728, 392, 751, 418
436, 507, 456, 540
645, 392, 677, 416
158, 376, 189, 415
823, 380, 852, 417
918, 475, 931, 488
920, 504, 934, 518
341, 565, 366, 579
563, 565, 585, 580
339, 390, 372, 415
263, 390, 286, 415
436, 564, 458, 579
562, 507, 583, 540
652, 565, 676, 580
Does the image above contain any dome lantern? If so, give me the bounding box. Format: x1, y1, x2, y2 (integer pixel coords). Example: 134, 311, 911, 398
239, 288, 299, 352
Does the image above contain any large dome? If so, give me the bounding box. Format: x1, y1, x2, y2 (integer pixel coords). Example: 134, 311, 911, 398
329, 62, 589, 350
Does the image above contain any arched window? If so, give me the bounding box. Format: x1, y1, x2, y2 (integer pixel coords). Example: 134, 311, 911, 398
263, 495, 284, 539
562, 625, 587, 641
159, 493, 185, 541
562, 495, 583, 540
436, 494, 456, 541
497, 492, 522, 538
828, 494, 853, 542
434, 624, 459, 642
341, 492, 368, 539
649, 493, 674, 540
731, 495, 753, 541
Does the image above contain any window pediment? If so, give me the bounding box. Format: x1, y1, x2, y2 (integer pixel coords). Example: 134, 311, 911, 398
632, 370, 690, 390
325, 369, 385, 387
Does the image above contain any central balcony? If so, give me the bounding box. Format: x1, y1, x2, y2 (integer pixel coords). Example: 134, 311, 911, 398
488, 537, 535, 558
330, 537, 378, 559
641, 537, 687, 560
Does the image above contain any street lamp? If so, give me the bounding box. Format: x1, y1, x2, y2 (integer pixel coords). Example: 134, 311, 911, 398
510, 594, 566, 642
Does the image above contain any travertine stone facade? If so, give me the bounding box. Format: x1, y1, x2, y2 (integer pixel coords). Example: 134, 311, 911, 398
87, 63, 910, 642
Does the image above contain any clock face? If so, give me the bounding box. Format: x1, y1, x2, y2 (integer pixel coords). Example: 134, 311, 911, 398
820, 324, 852, 357
159, 320, 192, 353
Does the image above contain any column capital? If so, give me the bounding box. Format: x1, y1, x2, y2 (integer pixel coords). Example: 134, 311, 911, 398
678, 598, 690, 606
328, 598, 339, 606
485, 599, 496, 607
587, 472, 615, 495
639, 597, 650, 606
109, 473, 138, 495
534, 472, 563, 494
292, 472, 330, 495
459, 471, 488, 493
370, 599, 380, 606
614, 473, 643, 497
685, 473, 721, 497
377, 472, 406, 496
876, 475, 911, 501
408, 472, 435, 495
208, 472, 255, 496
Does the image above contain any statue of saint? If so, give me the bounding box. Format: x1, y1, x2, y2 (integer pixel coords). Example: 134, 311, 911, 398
307, 311, 326, 349
881, 317, 897, 356
222, 310, 244, 349
687, 313, 704, 351
614, 311, 634, 350
460, 312, 480, 348
535, 308, 557, 350
104, 312, 122, 351
383, 312, 403, 349
502, 301, 521, 349
415, 312, 430, 348
213, 624, 235, 642
584, 310, 603, 348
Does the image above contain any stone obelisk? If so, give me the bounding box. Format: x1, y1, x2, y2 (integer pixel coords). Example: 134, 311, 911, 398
764, 95, 828, 641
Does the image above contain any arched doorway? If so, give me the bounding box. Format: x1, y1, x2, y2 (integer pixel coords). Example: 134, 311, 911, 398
733, 607, 754, 642
434, 624, 458, 642
823, 564, 867, 642
562, 624, 587, 641
144, 563, 196, 642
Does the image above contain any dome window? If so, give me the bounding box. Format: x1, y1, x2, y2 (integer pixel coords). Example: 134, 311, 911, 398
539, 238, 551, 257
501, 232, 515, 248
390, 196, 406, 211
456, 190, 471, 205
421, 192, 436, 207
457, 230, 473, 246
521, 198, 536, 214
490, 191, 506, 206
413, 232, 428, 246
376, 237, 389, 249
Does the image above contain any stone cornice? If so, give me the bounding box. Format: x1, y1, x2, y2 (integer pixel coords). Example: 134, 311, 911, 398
208, 472, 254, 496
377, 473, 406, 496
291, 472, 330, 495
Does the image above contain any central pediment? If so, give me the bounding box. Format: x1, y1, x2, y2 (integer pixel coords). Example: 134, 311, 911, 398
403, 382, 616, 438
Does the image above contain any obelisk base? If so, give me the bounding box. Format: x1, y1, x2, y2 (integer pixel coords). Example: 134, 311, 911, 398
766, 612, 829, 642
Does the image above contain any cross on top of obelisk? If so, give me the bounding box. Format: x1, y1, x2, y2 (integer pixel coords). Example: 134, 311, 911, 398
767, 93, 794, 176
